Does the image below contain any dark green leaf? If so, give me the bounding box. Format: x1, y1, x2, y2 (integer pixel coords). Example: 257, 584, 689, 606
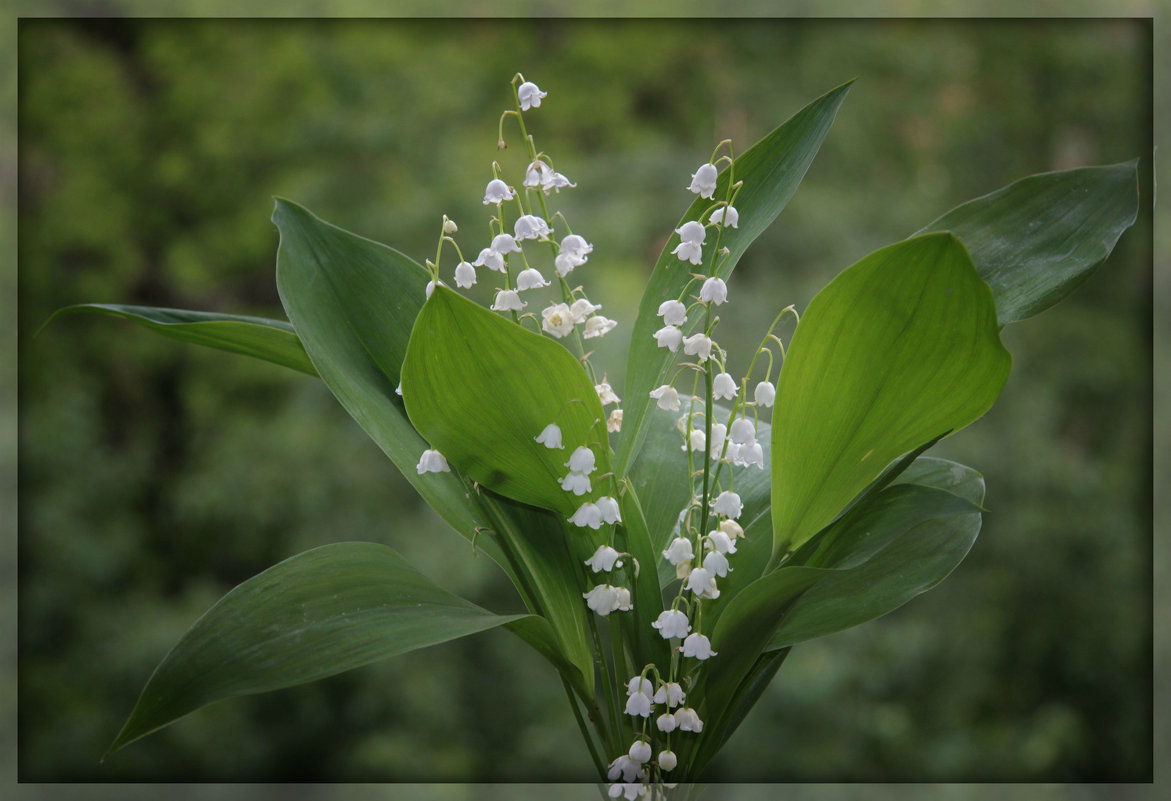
771, 232, 1011, 555
108, 542, 524, 755
917, 161, 1139, 326
45, 303, 316, 376
616, 81, 852, 478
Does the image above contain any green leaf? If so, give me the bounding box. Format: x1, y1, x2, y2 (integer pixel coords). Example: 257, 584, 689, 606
108, 542, 525, 755
616, 81, 853, 478
44, 303, 316, 376
402, 285, 609, 519
765, 484, 981, 650
770, 232, 1011, 555
917, 161, 1139, 326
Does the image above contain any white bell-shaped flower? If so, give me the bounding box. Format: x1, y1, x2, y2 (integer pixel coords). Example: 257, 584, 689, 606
570, 297, 601, 323
655, 712, 678, 733
569, 502, 604, 529
613, 586, 632, 612
583, 315, 617, 339
688, 162, 719, 198
653, 681, 686, 708
607, 409, 623, 432
490, 233, 522, 254
628, 739, 652, 764
707, 528, 738, 555
627, 675, 653, 696
682, 333, 713, 362
472, 247, 505, 273
425, 280, 440, 299
649, 385, 680, 411
483, 178, 515, 205
654, 325, 683, 352
681, 632, 717, 660
415, 449, 450, 475
517, 80, 547, 110
754, 380, 776, 407
684, 566, 720, 599
702, 549, 730, 578
561, 233, 593, 261
609, 783, 648, 801
535, 423, 562, 449
658, 750, 678, 771
672, 239, 704, 265
491, 289, 526, 312
583, 583, 622, 614
566, 446, 596, 475
523, 159, 552, 188
712, 372, 738, 400
730, 417, 756, 445
624, 690, 653, 718
699, 276, 728, 305
675, 707, 704, 732
596, 496, 623, 525
515, 267, 550, 291
709, 422, 727, 457
687, 428, 706, 453
657, 299, 688, 326
676, 220, 706, 243
662, 536, 694, 565
733, 439, 765, 469
709, 205, 739, 228
514, 214, 551, 241
651, 609, 691, 639
541, 303, 574, 338
595, 381, 620, 405
712, 490, 743, 519
607, 755, 643, 782
720, 518, 745, 540
559, 471, 592, 496
442, 217, 458, 234
585, 545, 622, 573
453, 261, 476, 289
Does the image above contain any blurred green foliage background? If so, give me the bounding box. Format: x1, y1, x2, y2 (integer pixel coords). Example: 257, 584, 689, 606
17, 17, 1151, 783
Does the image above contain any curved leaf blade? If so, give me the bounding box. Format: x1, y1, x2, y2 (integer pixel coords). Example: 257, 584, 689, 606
45, 303, 316, 376
108, 542, 524, 755
616, 81, 853, 477
402, 285, 608, 518
917, 160, 1139, 326
771, 232, 1011, 555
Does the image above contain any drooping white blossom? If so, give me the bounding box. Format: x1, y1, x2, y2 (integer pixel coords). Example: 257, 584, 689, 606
557, 233, 594, 272
681, 632, 718, 660
656, 713, 677, 733
608, 783, 648, 801
712, 490, 744, 519
535, 423, 563, 449
677, 220, 706, 243
583, 315, 617, 339
569, 502, 603, 529
662, 536, 694, 565
607, 409, 623, 432
585, 545, 623, 573
699, 276, 728, 305
712, 372, 738, 400
730, 417, 756, 445
425, 279, 440, 299
624, 689, 653, 718
517, 80, 547, 110
672, 230, 705, 264
733, 439, 765, 469
514, 267, 548, 291
702, 549, 731, 578
709, 205, 739, 228
491, 289, 526, 312
542, 303, 575, 337
627, 676, 653, 696
514, 214, 551, 241
682, 333, 713, 361
490, 232, 522, 254
596, 496, 623, 525
453, 261, 476, 289
415, 449, 450, 475
596, 381, 620, 405
584, 583, 629, 614
607, 755, 643, 783
566, 446, 596, 475
754, 380, 776, 407
652, 609, 692, 639
628, 739, 652, 764
569, 297, 601, 323
720, 518, 745, 540
523, 160, 552, 189
687, 428, 706, 453
472, 247, 505, 273
559, 471, 592, 496
658, 750, 678, 771
657, 299, 688, 326
688, 162, 719, 198
709, 422, 727, 457
707, 528, 738, 555
675, 707, 704, 732
483, 178, 515, 205
649, 385, 681, 411
653, 325, 683, 352
684, 566, 720, 599
442, 217, 458, 234
653, 682, 686, 708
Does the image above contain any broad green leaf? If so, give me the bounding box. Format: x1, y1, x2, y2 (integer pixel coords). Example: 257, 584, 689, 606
616, 81, 852, 478
273, 200, 595, 691
892, 455, 985, 506
45, 303, 316, 376
770, 232, 1011, 555
765, 484, 981, 649
108, 542, 525, 755
402, 285, 609, 519
917, 161, 1139, 326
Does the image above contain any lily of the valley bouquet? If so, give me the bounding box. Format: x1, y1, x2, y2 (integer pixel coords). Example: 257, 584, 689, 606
55, 75, 1137, 795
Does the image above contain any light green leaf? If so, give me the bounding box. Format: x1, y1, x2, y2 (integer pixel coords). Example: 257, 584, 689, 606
402, 285, 609, 519
108, 542, 525, 755
45, 303, 316, 376
918, 161, 1139, 326
770, 232, 1011, 555
616, 81, 852, 478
